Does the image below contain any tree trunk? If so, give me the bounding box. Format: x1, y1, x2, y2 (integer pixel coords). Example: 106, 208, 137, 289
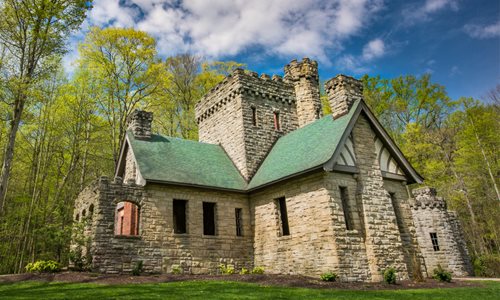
0, 93, 25, 213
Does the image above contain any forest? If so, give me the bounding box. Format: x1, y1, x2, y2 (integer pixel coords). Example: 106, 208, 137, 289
0, 0, 498, 276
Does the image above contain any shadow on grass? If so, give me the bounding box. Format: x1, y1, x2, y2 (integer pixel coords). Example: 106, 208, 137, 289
0, 280, 499, 300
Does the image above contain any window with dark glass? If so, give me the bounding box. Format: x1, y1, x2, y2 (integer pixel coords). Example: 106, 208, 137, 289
235, 208, 243, 236
430, 232, 440, 251
277, 197, 289, 236
173, 199, 187, 234
203, 202, 216, 235
339, 186, 352, 230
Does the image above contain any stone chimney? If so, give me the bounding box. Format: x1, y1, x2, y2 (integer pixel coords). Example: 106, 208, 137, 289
325, 75, 363, 120
127, 109, 153, 139
284, 58, 322, 127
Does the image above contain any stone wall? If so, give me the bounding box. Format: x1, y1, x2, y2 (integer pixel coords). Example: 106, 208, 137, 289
251, 171, 340, 277
411, 187, 472, 276
383, 179, 427, 279
196, 69, 298, 180
350, 114, 408, 281
76, 176, 253, 275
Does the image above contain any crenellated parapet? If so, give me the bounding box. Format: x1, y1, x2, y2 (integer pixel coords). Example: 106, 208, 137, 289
284, 57, 319, 82
195, 69, 295, 124
411, 187, 447, 209
325, 74, 363, 120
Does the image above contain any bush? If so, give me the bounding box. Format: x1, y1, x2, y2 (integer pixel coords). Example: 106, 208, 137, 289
383, 267, 397, 284
219, 264, 235, 275
171, 265, 182, 275
320, 272, 338, 282
132, 261, 143, 276
239, 267, 250, 275
25, 260, 61, 273
473, 254, 500, 277
251, 266, 265, 274
433, 265, 452, 282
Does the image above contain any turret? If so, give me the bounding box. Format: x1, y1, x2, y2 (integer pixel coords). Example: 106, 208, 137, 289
324, 75, 363, 120
284, 58, 322, 127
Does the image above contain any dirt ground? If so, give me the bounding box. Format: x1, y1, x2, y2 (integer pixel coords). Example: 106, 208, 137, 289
0, 272, 483, 290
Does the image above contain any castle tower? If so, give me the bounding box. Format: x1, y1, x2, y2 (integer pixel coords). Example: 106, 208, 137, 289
410, 187, 472, 276
195, 69, 299, 181
284, 58, 322, 127
324, 75, 363, 120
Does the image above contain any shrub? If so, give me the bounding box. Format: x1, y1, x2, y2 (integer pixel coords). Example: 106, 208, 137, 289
251, 266, 265, 274
433, 265, 452, 282
171, 265, 182, 275
219, 264, 235, 275
239, 267, 250, 275
25, 260, 61, 273
132, 261, 143, 276
383, 267, 397, 284
473, 254, 500, 277
320, 272, 338, 282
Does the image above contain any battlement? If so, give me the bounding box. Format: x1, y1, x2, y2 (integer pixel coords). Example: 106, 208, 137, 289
195, 68, 295, 124
325, 74, 363, 120
284, 58, 319, 82
411, 187, 447, 209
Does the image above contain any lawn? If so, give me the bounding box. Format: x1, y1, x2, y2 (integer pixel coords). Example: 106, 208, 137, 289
0, 280, 499, 300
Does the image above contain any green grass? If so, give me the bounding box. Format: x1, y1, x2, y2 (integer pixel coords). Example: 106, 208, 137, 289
0, 280, 499, 300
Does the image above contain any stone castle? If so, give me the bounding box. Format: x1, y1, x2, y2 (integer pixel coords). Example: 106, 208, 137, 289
72, 58, 472, 281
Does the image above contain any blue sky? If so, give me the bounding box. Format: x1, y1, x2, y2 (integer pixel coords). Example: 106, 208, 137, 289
67, 0, 500, 100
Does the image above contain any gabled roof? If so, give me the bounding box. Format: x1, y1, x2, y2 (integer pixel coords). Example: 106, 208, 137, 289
247, 100, 361, 189
126, 132, 247, 191
119, 99, 423, 192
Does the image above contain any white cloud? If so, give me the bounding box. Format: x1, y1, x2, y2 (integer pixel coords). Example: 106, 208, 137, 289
73, 0, 384, 63
402, 0, 458, 25
464, 21, 500, 39
338, 38, 387, 74
362, 38, 385, 60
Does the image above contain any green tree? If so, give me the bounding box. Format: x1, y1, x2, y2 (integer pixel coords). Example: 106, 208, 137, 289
0, 0, 90, 213
78, 27, 164, 164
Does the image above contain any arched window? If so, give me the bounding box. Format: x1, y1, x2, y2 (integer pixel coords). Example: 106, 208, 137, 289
75, 214, 80, 222
115, 201, 140, 236
82, 209, 86, 218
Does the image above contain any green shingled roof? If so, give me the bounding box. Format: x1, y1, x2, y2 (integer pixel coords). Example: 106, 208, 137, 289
127, 100, 360, 191
127, 132, 247, 191
247, 100, 360, 189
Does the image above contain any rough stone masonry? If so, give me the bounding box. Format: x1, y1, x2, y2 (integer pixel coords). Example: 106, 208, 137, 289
72, 58, 472, 281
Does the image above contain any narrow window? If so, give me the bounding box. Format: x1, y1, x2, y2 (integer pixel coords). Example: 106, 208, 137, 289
315, 108, 321, 119
430, 232, 440, 251
339, 186, 352, 230
235, 208, 243, 236
120, 216, 124, 235
251, 107, 257, 126
75, 214, 79, 222
277, 197, 289, 236
203, 202, 216, 236
82, 209, 86, 218
89, 204, 94, 220
273, 111, 281, 131
173, 200, 187, 234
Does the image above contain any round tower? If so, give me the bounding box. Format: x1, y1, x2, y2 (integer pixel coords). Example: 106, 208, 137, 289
284, 58, 322, 127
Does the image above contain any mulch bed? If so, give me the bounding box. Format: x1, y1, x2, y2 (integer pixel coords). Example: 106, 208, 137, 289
0, 272, 481, 290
